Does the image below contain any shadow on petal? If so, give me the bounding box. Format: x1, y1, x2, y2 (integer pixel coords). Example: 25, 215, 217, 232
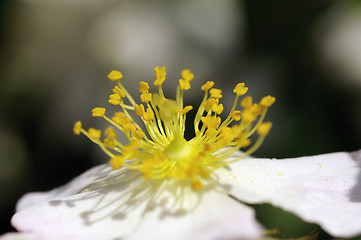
46, 168, 231, 227
349, 150, 361, 202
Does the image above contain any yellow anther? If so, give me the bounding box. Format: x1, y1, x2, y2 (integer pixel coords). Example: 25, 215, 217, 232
134, 104, 145, 116
122, 142, 138, 155
205, 128, 218, 138
140, 93, 152, 103
201, 81, 214, 92
212, 103, 224, 115
242, 109, 257, 122
159, 100, 179, 121
107, 70, 123, 81
108, 99, 120, 105
104, 138, 117, 148
236, 137, 251, 147
178, 106, 193, 114
154, 78, 165, 87
191, 179, 203, 191
204, 98, 219, 112
220, 127, 238, 142
138, 81, 149, 94
109, 94, 121, 100
110, 155, 125, 170
181, 69, 194, 82
92, 107, 106, 117
108, 94, 121, 105
257, 122, 272, 135
233, 83, 248, 96
201, 115, 221, 129
88, 128, 102, 139
73, 121, 82, 135
232, 111, 241, 121
112, 112, 131, 126
142, 170, 153, 179
179, 79, 191, 90
209, 88, 223, 99
154, 66, 166, 86
114, 112, 127, 119
134, 130, 146, 140
241, 96, 253, 109
143, 108, 154, 121
113, 86, 125, 98
151, 93, 167, 106
260, 95, 276, 107
123, 123, 136, 134
105, 127, 117, 139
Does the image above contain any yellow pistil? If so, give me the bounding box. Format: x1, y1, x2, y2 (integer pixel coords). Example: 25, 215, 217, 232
75, 66, 275, 191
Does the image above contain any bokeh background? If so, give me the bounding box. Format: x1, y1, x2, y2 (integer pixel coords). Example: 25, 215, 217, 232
0, 0, 360, 239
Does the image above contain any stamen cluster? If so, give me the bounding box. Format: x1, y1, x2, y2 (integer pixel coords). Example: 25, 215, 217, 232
74, 67, 275, 190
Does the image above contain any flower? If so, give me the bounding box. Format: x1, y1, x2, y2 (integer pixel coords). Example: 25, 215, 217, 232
2, 68, 361, 240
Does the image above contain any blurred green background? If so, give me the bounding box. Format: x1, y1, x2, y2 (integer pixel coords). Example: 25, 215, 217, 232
0, 0, 360, 239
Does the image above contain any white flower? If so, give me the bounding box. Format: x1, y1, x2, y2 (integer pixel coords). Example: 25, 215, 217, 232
2, 68, 361, 239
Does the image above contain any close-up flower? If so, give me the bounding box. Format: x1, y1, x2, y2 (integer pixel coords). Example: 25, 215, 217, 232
1, 68, 360, 240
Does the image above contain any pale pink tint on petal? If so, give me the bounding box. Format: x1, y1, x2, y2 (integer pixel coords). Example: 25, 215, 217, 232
218, 150, 361, 238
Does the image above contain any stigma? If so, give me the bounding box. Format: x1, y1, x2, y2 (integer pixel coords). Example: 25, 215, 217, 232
74, 67, 275, 191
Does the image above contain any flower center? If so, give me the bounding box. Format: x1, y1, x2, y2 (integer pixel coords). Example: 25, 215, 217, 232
73, 66, 275, 191
163, 137, 191, 162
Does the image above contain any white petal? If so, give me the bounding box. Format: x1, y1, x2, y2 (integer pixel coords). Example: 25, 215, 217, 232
12, 169, 262, 240
16, 164, 114, 211
0, 232, 40, 240
218, 150, 361, 238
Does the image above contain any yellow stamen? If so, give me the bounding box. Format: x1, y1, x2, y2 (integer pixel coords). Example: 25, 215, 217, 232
73, 121, 82, 135
191, 179, 203, 191
181, 69, 194, 82
107, 70, 123, 81
138, 81, 150, 94
75, 67, 275, 191
204, 98, 219, 112
241, 96, 253, 108
179, 79, 191, 90
143, 108, 155, 121
113, 86, 125, 98
154, 66, 166, 86
178, 106, 193, 114
110, 155, 125, 169
92, 107, 106, 117
134, 104, 145, 116
88, 128, 101, 139
260, 95, 276, 107
212, 103, 224, 115
209, 88, 222, 99
140, 93, 152, 103
104, 138, 117, 148
233, 83, 248, 96
201, 81, 214, 92
108, 94, 121, 105
257, 122, 273, 135
105, 127, 117, 139
232, 111, 241, 121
